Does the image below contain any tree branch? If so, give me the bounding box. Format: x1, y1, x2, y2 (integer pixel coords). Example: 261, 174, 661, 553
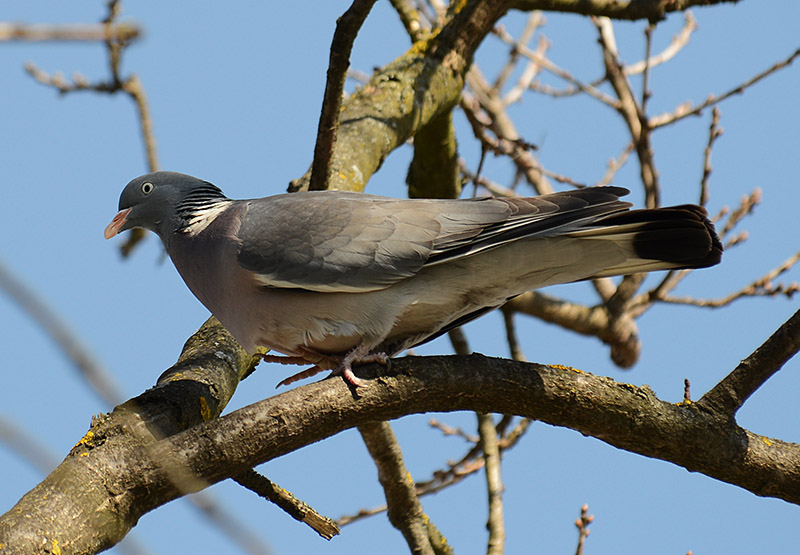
290, 0, 514, 192
310, 0, 378, 191
700, 308, 800, 415
0, 317, 258, 554
6, 317, 800, 553
358, 422, 452, 555
477, 413, 505, 555
505, 291, 642, 368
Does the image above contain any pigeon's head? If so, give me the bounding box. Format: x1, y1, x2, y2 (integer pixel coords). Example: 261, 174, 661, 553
104, 171, 226, 241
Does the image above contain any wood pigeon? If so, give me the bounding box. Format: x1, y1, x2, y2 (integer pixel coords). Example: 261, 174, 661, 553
105, 172, 722, 386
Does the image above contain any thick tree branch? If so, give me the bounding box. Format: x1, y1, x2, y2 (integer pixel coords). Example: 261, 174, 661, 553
407, 109, 461, 199
0, 317, 257, 555
290, 0, 513, 192
5, 315, 799, 553
505, 291, 642, 368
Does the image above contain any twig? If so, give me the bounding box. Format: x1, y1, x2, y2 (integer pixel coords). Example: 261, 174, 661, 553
650, 48, 800, 128
232, 469, 339, 540
719, 188, 761, 238
459, 159, 519, 197
594, 15, 659, 208
574, 504, 594, 555
478, 413, 506, 555
699, 107, 723, 206
624, 12, 696, 75
493, 15, 541, 94
656, 249, 800, 309
309, 0, 377, 191
493, 26, 619, 109
538, 167, 588, 188
503, 13, 546, 105
463, 65, 552, 194
24, 3, 159, 257
429, 418, 479, 443
596, 142, 634, 186
501, 307, 527, 362
700, 308, 800, 415
0, 415, 60, 474
0, 22, 140, 42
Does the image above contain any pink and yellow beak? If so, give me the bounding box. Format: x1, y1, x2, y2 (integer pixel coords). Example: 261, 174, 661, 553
104, 208, 132, 239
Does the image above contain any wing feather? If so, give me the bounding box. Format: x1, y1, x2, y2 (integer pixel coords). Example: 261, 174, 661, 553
235, 187, 631, 293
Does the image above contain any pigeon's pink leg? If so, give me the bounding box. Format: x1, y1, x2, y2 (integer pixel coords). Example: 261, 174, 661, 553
331, 344, 390, 388
265, 345, 389, 388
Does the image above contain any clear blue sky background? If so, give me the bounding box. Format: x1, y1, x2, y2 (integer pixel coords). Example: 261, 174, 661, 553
1, 2, 798, 554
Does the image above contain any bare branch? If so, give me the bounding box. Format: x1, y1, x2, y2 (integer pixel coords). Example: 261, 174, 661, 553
699, 107, 723, 206
9, 342, 800, 553
506, 291, 642, 368
656, 249, 800, 309
494, 26, 619, 108
596, 142, 634, 186
0, 22, 140, 42
594, 16, 659, 207
358, 421, 451, 555
650, 48, 800, 128
701, 308, 800, 415
309, 0, 378, 191
464, 64, 552, 194
624, 12, 696, 75
574, 504, 594, 555
502, 12, 546, 105
429, 418, 480, 443
232, 469, 339, 540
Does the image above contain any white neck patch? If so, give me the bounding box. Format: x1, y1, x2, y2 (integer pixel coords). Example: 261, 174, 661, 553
182, 200, 233, 237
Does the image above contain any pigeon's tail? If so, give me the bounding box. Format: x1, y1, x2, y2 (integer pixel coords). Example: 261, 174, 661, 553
570, 204, 723, 276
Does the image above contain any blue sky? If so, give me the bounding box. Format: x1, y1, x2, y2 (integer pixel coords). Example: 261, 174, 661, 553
1, 2, 798, 554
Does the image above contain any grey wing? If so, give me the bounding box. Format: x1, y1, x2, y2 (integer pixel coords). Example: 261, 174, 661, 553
235, 187, 632, 293
236, 191, 446, 292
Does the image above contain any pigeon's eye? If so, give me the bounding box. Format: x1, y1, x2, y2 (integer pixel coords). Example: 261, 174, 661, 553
141, 182, 154, 195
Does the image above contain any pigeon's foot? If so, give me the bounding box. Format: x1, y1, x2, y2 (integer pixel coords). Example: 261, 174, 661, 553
330, 345, 390, 388
267, 345, 389, 388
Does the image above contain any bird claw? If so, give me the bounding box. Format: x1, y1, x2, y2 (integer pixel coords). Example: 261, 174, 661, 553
332, 349, 390, 388
257, 353, 312, 366
265, 346, 390, 388
276, 365, 326, 388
